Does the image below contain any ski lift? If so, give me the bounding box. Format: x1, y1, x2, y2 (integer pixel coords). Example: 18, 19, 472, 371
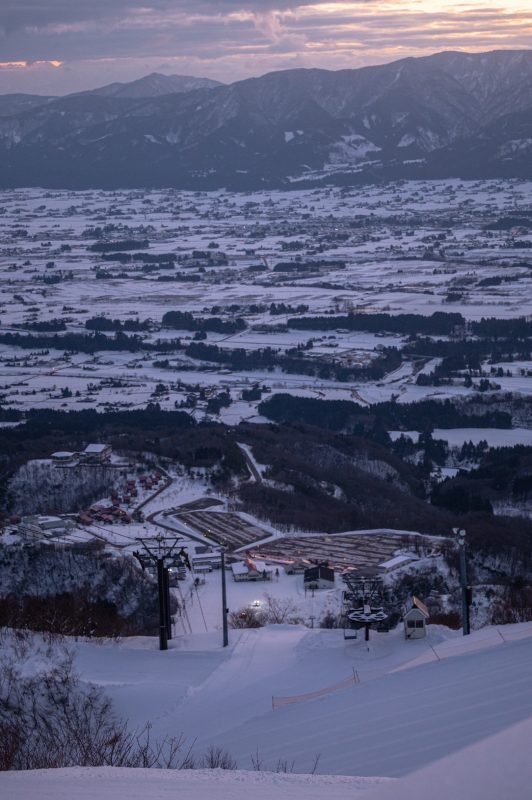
347, 605, 389, 642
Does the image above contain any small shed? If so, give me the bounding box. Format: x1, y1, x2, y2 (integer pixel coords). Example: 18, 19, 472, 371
403, 596, 430, 639
304, 564, 335, 590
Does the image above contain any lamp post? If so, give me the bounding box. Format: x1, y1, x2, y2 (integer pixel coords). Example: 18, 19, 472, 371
453, 528, 470, 636
220, 547, 229, 647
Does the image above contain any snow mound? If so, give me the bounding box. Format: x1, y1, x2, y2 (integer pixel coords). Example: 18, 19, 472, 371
0, 766, 389, 800
3, 711, 532, 800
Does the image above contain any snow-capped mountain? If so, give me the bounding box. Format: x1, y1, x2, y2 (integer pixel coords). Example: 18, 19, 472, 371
77, 72, 222, 99
0, 73, 221, 119
0, 50, 531, 188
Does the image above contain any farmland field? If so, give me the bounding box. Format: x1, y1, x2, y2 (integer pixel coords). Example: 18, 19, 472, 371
1, 179, 532, 423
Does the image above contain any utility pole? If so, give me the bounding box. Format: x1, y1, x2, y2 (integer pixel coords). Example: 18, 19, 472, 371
134, 535, 188, 651
453, 528, 471, 636
220, 547, 229, 647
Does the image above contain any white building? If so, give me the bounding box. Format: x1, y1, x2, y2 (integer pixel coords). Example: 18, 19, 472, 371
379, 553, 419, 573
51, 451, 76, 465
231, 558, 274, 582
81, 443, 112, 463
192, 551, 222, 572
19, 515, 74, 540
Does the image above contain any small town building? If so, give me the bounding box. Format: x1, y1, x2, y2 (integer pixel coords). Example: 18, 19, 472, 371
82, 443, 112, 463
231, 558, 273, 582
403, 596, 430, 639
19, 515, 73, 540
51, 451, 76, 465
304, 564, 335, 590
379, 553, 419, 573
192, 563, 213, 574
191, 546, 221, 571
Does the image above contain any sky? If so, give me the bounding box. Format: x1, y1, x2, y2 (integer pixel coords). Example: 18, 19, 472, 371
0, 0, 531, 95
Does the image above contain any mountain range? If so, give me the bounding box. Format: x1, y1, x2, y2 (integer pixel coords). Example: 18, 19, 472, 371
0, 51, 531, 189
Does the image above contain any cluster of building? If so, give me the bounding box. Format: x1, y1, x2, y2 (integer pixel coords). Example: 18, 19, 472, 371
178, 249, 228, 267
51, 443, 112, 466
17, 515, 74, 540
228, 558, 336, 588
76, 470, 165, 526
236, 555, 430, 640
138, 471, 165, 491
77, 505, 133, 525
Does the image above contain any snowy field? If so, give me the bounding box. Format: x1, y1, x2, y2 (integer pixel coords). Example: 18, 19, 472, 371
390, 427, 532, 447
1, 179, 532, 420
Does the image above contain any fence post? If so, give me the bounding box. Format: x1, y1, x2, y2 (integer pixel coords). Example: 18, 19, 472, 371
430, 645, 440, 661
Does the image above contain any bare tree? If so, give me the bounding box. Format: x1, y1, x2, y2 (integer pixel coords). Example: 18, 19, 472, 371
0, 632, 190, 771
200, 745, 237, 770
229, 607, 265, 628
262, 594, 301, 625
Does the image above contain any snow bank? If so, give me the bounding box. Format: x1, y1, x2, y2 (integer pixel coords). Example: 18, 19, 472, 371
0, 766, 389, 800
3, 712, 532, 800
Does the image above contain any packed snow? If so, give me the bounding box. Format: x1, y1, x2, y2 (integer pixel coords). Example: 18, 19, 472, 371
3, 622, 532, 798
53, 621, 532, 776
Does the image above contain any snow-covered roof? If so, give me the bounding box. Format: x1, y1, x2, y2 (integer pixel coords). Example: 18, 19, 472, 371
252, 559, 274, 573
40, 516, 65, 527
231, 562, 249, 575
23, 514, 63, 525
22, 515, 68, 530
192, 553, 221, 563
411, 596, 430, 618
84, 443, 108, 453
232, 559, 273, 576
51, 451, 74, 459
379, 554, 418, 570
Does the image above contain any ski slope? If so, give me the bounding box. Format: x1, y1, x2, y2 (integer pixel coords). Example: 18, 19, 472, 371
210, 632, 532, 776
70, 622, 532, 777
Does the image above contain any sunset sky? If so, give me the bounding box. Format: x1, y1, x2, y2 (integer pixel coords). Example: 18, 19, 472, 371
1, 0, 531, 94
